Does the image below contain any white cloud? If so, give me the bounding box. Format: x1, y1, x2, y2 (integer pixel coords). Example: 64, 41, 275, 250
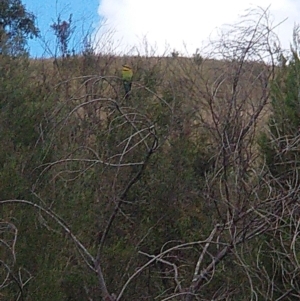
95, 0, 300, 55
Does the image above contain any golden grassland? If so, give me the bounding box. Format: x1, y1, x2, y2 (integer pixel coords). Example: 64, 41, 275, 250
27, 54, 274, 142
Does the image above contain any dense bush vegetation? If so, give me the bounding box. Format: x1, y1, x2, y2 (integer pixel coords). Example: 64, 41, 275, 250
1, 3, 300, 301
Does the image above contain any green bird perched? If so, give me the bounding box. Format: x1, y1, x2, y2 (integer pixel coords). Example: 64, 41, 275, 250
122, 64, 133, 99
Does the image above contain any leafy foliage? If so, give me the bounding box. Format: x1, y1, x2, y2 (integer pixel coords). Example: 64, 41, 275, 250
0, 0, 39, 55
260, 27, 300, 184
257, 26, 300, 299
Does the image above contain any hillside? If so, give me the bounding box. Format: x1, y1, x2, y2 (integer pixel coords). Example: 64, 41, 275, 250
1, 20, 299, 301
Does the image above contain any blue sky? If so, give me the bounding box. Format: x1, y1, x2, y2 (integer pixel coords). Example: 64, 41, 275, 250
23, 0, 99, 57
22, 0, 300, 57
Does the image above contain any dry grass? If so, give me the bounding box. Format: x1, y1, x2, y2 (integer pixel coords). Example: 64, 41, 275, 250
28, 55, 274, 143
